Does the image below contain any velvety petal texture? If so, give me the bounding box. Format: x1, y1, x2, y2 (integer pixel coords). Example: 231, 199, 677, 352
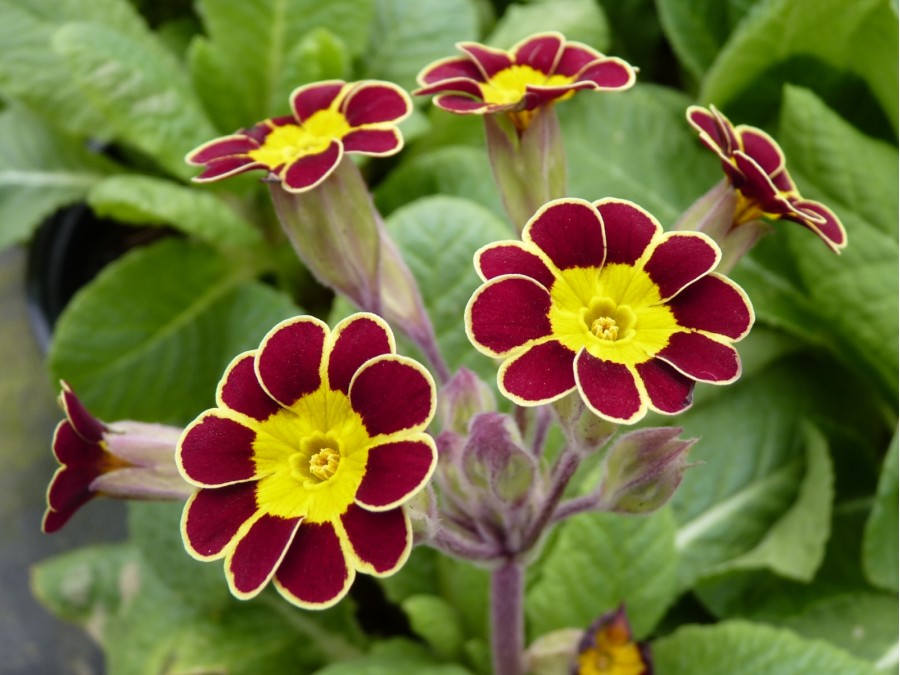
466, 198, 754, 424
186, 80, 412, 193
177, 313, 436, 609
687, 104, 847, 253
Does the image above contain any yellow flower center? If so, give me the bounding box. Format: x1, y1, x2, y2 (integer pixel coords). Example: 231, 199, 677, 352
479, 65, 573, 106
251, 386, 371, 523
248, 109, 352, 169
548, 263, 679, 366
576, 620, 645, 675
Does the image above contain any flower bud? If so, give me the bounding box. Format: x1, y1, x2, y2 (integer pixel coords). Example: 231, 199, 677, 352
463, 413, 536, 507
437, 368, 497, 436
598, 427, 695, 514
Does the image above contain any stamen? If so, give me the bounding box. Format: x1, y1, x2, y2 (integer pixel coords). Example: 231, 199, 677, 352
591, 316, 619, 341
308, 447, 341, 481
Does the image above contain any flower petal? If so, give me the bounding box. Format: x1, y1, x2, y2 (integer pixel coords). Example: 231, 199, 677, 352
656, 332, 742, 384
737, 126, 785, 176
466, 275, 553, 356
187, 135, 259, 165
732, 151, 786, 210
341, 504, 411, 576
227, 514, 302, 599
274, 521, 354, 609
576, 57, 636, 89
181, 483, 258, 560
593, 198, 661, 265
341, 128, 403, 156
355, 438, 436, 510
290, 80, 346, 123
414, 76, 485, 98
342, 81, 411, 126
178, 412, 257, 486
524, 199, 605, 270
349, 355, 435, 436
643, 232, 721, 300
42, 500, 88, 534
458, 42, 513, 79
45, 464, 98, 517
417, 56, 484, 86
635, 359, 695, 415
433, 94, 492, 113
784, 199, 848, 252
499, 340, 577, 405
475, 241, 556, 288
256, 316, 327, 408
513, 32, 564, 74
327, 313, 395, 395
668, 274, 754, 340
59, 383, 106, 442
281, 140, 342, 192
575, 351, 645, 424
554, 42, 603, 77
194, 156, 265, 182
217, 352, 281, 422
52, 419, 103, 465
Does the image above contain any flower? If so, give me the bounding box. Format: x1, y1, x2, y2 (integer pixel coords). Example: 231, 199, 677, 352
687, 105, 847, 253
43, 382, 189, 533
177, 313, 437, 609
186, 80, 412, 192
574, 605, 652, 675
415, 31, 636, 130
465, 198, 754, 424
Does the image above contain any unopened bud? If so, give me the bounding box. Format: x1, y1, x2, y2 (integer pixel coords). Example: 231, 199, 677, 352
437, 368, 497, 435
463, 413, 535, 506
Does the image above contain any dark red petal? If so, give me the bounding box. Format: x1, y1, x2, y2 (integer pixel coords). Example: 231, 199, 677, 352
256, 317, 326, 408
593, 199, 660, 265
291, 81, 345, 122
342, 82, 410, 126
656, 332, 741, 383
433, 94, 491, 113
467, 276, 553, 355
476, 242, 556, 287
42, 502, 88, 534
275, 521, 353, 608
418, 56, 484, 85
500, 340, 577, 403
228, 514, 301, 598
355, 439, 436, 509
668, 274, 753, 340
281, 141, 342, 192
59, 384, 106, 442
414, 77, 485, 98
710, 106, 740, 154
738, 127, 784, 176
46, 464, 99, 514
575, 352, 644, 423
513, 33, 564, 74
327, 314, 394, 395
525, 199, 605, 270
635, 359, 695, 415
341, 128, 402, 155
195, 156, 264, 182
52, 420, 104, 466
349, 357, 434, 436
178, 414, 257, 486
182, 483, 258, 559
687, 107, 724, 149
342, 504, 410, 575
784, 199, 847, 252
771, 168, 797, 194
732, 152, 782, 208
458, 42, 513, 79
187, 135, 259, 164
555, 43, 602, 77
576, 58, 635, 89
643, 233, 720, 300
218, 353, 280, 422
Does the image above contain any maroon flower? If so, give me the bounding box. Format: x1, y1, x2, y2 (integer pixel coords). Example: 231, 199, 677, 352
687, 105, 847, 253
177, 313, 437, 609
573, 605, 652, 675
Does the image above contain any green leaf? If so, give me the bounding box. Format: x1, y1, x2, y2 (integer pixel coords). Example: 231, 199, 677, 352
559, 84, 720, 226
863, 434, 899, 592
0, 0, 150, 136
364, 0, 479, 92
189, 0, 367, 134
402, 594, 466, 660
525, 507, 679, 639
312, 638, 474, 675
48, 238, 299, 424
487, 0, 610, 52
0, 106, 119, 250
700, 0, 898, 133
654, 620, 879, 675
53, 22, 218, 180
87, 175, 262, 248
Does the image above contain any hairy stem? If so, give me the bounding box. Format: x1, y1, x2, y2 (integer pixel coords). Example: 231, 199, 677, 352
490, 558, 525, 675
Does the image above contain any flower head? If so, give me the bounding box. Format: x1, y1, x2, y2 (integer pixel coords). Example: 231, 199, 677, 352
43, 382, 189, 533
574, 605, 652, 675
186, 80, 412, 192
466, 198, 754, 424
687, 105, 847, 253
415, 32, 636, 130
177, 313, 437, 609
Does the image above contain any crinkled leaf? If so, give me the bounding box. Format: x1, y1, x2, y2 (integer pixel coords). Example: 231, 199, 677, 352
863, 433, 899, 592
53, 22, 218, 181
0, 106, 119, 251
654, 620, 879, 675
48, 238, 299, 425
189, 0, 366, 133
312, 638, 474, 675
526, 507, 679, 639
364, 0, 479, 91
87, 175, 262, 248
487, 0, 610, 52
560, 84, 720, 226
402, 594, 466, 660
700, 0, 898, 133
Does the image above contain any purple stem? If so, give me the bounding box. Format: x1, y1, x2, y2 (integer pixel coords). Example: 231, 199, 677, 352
520, 445, 581, 552
490, 558, 525, 675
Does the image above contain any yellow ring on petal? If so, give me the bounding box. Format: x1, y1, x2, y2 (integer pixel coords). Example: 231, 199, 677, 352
248, 110, 352, 170
479, 65, 573, 105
